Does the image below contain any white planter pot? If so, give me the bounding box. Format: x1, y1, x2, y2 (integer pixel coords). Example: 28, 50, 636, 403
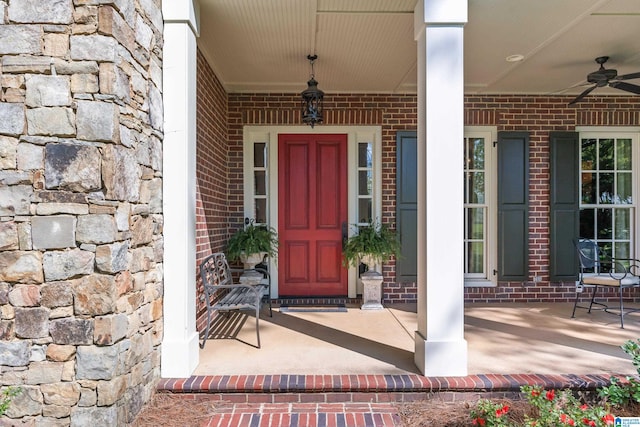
360, 254, 381, 273
239, 252, 267, 270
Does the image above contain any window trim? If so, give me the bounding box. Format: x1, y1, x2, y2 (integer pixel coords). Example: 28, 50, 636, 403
464, 126, 498, 287
243, 125, 382, 298
577, 126, 640, 261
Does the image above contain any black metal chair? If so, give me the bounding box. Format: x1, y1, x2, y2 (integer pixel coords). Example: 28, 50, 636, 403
573, 238, 640, 328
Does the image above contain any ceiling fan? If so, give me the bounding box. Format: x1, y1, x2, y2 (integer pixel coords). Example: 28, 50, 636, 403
568, 56, 640, 106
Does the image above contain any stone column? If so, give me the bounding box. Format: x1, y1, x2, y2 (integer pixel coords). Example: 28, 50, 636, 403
0, 0, 165, 424
413, 0, 468, 376
161, 0, 200, 378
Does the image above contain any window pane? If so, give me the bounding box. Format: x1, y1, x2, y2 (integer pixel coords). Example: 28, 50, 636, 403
358, 198, 372, 223
358, 143, 372, 168
254, 171, 266, 195
615, 241, 630, 261
469, 172, 485, 204
467, 242, 484, 274
617, 139, 632, 170
599, 173, 614, 203
581, 138, 596, 170
579, 208, 595, 239
581, 173, 596, 204
600, 242, 613, 264
253, 143, 266, 168
617, 172, 632, 204
469, 138, 485, 170
597, 208, 612, 239
358, 170, 372, 195
255, 199, 267, 223
580, 134, 635, 262
467, 208, 484, 240
614, 209, 630, 240
599, 138, 614, 170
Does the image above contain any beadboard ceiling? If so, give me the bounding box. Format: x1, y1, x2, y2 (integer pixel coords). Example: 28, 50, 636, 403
196, 0, 640, 97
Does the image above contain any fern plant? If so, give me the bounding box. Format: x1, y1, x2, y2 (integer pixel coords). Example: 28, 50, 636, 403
226, 220, 278, 263
342, 220, 400, 268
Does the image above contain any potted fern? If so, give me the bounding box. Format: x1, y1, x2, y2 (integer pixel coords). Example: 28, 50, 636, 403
226, 220, 278, 269
342, 220, 400, 310
342, 220, 401, 272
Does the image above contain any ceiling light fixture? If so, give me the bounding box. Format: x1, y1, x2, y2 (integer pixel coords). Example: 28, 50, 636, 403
506, 54, 524, 63
301, 54, 324, 128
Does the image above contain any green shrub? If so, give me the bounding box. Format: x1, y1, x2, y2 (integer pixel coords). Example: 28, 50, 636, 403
598, 338, 640, 407
0, 387, 19, 416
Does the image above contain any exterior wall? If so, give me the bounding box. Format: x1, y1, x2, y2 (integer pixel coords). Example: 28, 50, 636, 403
195, 50, 230, 334
0, 1, 163, 425
464, 95, 640, 303
226, 92, 640, 304
228, 94, 418, 302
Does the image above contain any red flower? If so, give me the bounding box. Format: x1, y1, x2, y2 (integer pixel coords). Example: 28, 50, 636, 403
602, 414, 615, 425
546, 389, 555, 401
560, 414, 575, 425
472, 418, 486, 426
531, 390, 540, 397
582, 419, 595, 426
580, 404, 589, 411
495, 405, 510, 417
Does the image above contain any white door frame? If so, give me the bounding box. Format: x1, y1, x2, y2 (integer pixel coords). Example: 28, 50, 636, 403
243, 125, 382, 298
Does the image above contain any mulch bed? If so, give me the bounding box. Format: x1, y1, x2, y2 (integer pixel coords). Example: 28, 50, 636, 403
129, 392, 640, 426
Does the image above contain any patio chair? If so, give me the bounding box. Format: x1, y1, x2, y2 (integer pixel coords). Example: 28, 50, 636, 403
572, 238, 640, 328
199, 252, 271, 349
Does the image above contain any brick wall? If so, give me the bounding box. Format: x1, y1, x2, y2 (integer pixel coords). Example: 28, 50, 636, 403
464, 95, 640, 303
223, 93, 640, 303
195, 50, 230, 332
227, 93, 418, 301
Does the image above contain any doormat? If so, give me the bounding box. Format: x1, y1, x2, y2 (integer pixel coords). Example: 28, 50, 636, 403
279, 304, 348, 313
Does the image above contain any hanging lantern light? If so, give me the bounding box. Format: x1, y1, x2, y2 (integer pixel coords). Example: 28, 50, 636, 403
301, 54, 324, 128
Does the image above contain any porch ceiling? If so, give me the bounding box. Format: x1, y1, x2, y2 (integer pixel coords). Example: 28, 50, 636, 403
197, 0, 640, 97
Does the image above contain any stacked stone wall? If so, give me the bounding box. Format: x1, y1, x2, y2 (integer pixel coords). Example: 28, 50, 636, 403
0, 0, 163, 425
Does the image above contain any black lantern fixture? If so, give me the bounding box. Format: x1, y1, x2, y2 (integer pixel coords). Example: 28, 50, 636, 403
301, 54, 324, 128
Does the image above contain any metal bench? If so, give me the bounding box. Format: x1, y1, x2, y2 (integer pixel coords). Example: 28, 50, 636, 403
199, 252, 271, 348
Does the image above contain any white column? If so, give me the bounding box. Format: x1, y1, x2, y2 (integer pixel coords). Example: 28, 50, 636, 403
161, 0, 200, 378
414, 0, 468, 376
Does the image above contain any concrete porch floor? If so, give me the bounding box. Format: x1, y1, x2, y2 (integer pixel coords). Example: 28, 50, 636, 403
194, 302, 640, 377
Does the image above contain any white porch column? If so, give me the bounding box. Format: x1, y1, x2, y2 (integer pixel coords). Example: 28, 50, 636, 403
413, 0, 468, 376
161, 0, 200, 378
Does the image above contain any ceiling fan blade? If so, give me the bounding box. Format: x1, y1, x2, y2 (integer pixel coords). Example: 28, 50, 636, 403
616, 71, 640, 80
568, 85, 597, 105
609, 81, 640, 95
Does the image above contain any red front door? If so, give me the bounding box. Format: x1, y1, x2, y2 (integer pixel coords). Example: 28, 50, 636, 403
278, 134, 348, 296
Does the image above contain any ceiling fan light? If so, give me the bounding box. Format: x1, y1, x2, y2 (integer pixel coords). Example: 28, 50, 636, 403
301, 55, 324, 128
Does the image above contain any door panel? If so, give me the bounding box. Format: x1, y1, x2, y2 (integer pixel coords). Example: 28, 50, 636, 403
278, 134, 348, 296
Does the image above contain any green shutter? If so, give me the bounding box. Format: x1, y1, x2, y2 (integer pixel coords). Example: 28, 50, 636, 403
549, 131, 579, 281
395, 131, 417, 282
497, 132, 529, 281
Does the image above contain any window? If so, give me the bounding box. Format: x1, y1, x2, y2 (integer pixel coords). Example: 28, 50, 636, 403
463, 128, 497, 284
357, 142, 373, 224
579, 132, 637, 261
395, 128, 497, 284
251, 141, 269, 224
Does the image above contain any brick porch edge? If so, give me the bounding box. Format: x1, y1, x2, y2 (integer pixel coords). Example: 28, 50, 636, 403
157, 373, 631, 396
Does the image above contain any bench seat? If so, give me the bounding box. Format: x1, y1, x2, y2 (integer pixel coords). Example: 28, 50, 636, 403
199, 252, 270, 348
